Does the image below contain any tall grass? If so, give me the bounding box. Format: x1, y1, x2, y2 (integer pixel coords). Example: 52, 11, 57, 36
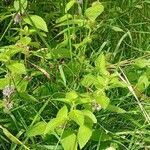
0, 0, 150, 150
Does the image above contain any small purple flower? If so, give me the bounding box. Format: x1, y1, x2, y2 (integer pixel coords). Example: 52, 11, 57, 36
3, 85, 14, 98
13, 13, 22, 24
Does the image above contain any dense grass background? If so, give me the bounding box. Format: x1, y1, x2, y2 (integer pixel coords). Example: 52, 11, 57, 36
0, 0, 150, 150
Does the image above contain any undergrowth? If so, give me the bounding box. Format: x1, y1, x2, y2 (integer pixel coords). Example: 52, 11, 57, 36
0, 0, 150, 150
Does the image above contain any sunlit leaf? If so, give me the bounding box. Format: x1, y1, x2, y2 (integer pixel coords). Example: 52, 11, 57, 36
69, 110, 84, 126
77, 125, 92, 149
85, 1, 104, 21
61, 130, 77, 150
24, 15, 48, 32
7, 62, 26, 75
95, 53, 109, 76
27, 122, 47, 137
14, 0, 28, 13
82, 110, 97, 123
65, 0, 76, 13
56, 105, 68, 118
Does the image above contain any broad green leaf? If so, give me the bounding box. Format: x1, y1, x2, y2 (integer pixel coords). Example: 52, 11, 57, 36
19, 92, 38, 102
134, 58, 150, 68
109, 77, 127, 88
47, 48, 71, 59
66, 91, 78, 101
14, 0, 28, 13
81, 74, 96, 87
95, 75, 109, 89
73, 37, 92, 49
95, 54, 109, 76
0, 78, 10, 90
7, 62, 26, 75
82, 110, 97, 123
0, 53, 10, 62
61, 130, 77, 150
94, 91, 110, 109
16, 79, 28, 92
57, 105, 68, 118
44, 117, 66, 134
65, 0, 76, 13
27, 122, 47, 137
69, 110, 84, 126
77, 125, 92, 149
0, 45, 24, 58
24, 15, 48, 32
17, 37, 31, 46
136, 74, 149, 92
56, 14, 73, 23
85, 1, 104, 21
91, 129, 112, 142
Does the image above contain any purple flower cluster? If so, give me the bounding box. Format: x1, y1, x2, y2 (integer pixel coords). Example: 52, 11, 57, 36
3, 85, 14, 98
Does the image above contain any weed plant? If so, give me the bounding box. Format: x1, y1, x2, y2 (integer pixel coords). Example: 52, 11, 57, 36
0, 0, 150, 150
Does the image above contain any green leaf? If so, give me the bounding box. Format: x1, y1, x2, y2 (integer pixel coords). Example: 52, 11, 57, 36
94, 91, 110, 109
44, 117, 66, 134
82, 110, 97, 123
16, 79, 28, 92
85, 1, 104, 21
0, 53, 10, 62
66, 91, 78, 101
91, 129, 112, 142
107, 105, 126, 113
65, 0, 76, 13
19, 92, 38, 102
0, 45, 24, 58
17, 37, 31, 46
61, 130, 77, 150
109, 77, 127, 88
95, 54, 109, 76
95, 75, 109, 89
81, 74, 96, 87
27, 122, 47, 137
14, 0, 28, 12
69, 110, 84, 126
56, 14, 73, 23
7, 62, 26, 75
24, 15, 48, 32
56, 105, 68, 118
77, 125, 92, 149
136, 74, 149, 92
111, 26, 124, 32
0, 78, 9, 90
73, 37, 92, 49
134, 58, 150, 68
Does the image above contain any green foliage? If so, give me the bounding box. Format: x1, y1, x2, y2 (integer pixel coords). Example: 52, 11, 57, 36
77, 125, 92, 149
23, 15, 48, 32
0, 0, 149, 149
85, 1, 104, 21
61, 130, 77, 150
